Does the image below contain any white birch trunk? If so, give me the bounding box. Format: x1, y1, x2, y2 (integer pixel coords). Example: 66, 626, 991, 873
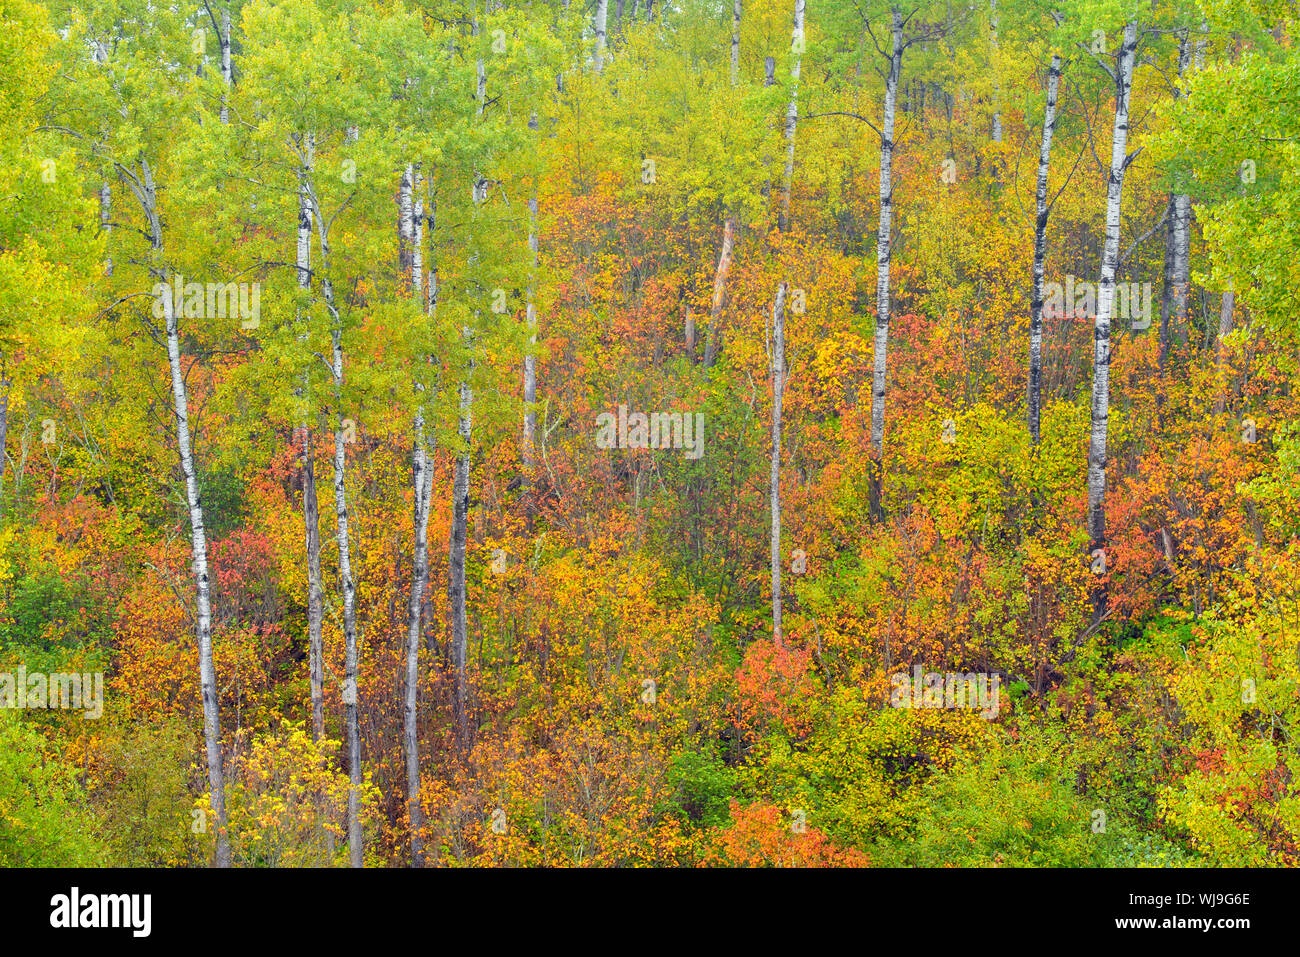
1159, 34, 1192, 369
163, 273, 230, 868
1213, 285, 1234, 417
523, 114, 539, 474
131, 158, 230, 868
703, 217, 736, 368
770, 282, 787, 646
779, 0, 806, 232
1028, 53, 1061, 446
295, 138, 324, 745
449, 15, 487, 753
403, 153, 433, 865
219, 6, 232, 125
1086, 20, 1138, 550
594, 0, 608, 73
731, 0, 742, 87
868, 8, 904, 514
411, 165, 424, 304
309, 184, 363, 867
0, 355, 8, 517
990, 0, 1002, 144
399, 163, 414, 277
404, 411, 433, 866
450, 380, 471, 753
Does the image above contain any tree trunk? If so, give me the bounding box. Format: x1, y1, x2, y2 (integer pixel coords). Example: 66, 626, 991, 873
868, 8, 903, 519
990, 0, 1002, 146
311, 187, 363, 868
219, 6, 232, 125
449, 19, 486, 755
523, 114, 539, 475
404, 412, 433, 866
163, 271, 230, 868
296, 142, 324, 746
399, 164, 414, 277
411, 165, 424, 306
779, 0, 806, 232
403, 157, 434, 866
0, 356, 10, 520
1213, 286, 1234, 417
594, 0, 608, 73
1159, 33, 1193, 371
450, 380, 472, 754
770, 282, 787, 646
731, 0, 742, 87
100, 183, 112, 276
702, 217, 735, 368
303, 430, 324, 743
1028, 53, 1061, 446
1086, 20, 1138, 555
129, 157, 230, 868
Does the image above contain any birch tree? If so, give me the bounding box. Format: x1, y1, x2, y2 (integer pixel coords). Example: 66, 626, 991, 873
1083, 18, 1140, 563
1158, 29, 1193, 372
1028, 13, 1065, 446
43, 3, 237, 867
449, 7, 490, 754
769, 281, 787, 645
296, 133, 326, 744
817, 2, 957, 518
595, 0, 609, 73
779, 0, 805, 233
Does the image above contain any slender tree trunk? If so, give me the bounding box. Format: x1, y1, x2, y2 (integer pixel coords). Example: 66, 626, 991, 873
702, 217, 735, 368
94, 41, 112, 277
219, 6, 232, 125
404, 412, 433, 866
397, 163, 413, 276
779, 0, 806, 232
330, 367, 362, 868
303, 430, 324, 742
100, 183, 112, 276
450, 379, 471, 754
401, 158, 436, 866
990, 0, 1002, 146
1213, 286, 1234, 417
770, 282, 787, 646
130, 158, 230, 868
594, 0, 609, 73
0, 357, 10, 520
1086, 20, 1139, 557
868, 8, 903, 519
163, 272, 230, 868
411, 165, 424, 305
449, 17, 487, 755
296, 141, 324, 746
1159, 33, 1193, 372
731, 0, 742, 87
310, 188, 363, 868
523, 113, 539, 476
1028, 53, 1061, 446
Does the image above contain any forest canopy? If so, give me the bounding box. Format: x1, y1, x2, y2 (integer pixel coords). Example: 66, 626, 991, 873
0, 0, 1298, 869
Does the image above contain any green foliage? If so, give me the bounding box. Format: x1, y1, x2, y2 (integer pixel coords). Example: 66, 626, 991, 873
0, 710, 106, 866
